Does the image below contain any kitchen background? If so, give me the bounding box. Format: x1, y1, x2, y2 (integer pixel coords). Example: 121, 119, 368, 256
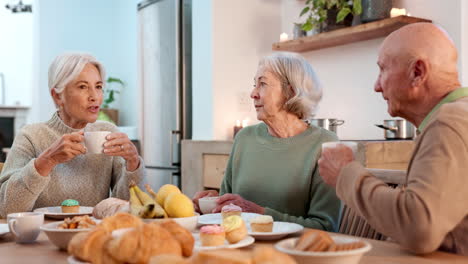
0, 0, 467, 188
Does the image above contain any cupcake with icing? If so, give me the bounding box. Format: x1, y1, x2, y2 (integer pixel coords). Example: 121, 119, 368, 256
199, 225, 226, 247
221, 203, 242, 219
222, 215, 248, 244
250, 215, 274, 232
61, 199, 80, 213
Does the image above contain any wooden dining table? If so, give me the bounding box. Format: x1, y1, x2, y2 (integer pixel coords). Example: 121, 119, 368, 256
1, 219, 468, 264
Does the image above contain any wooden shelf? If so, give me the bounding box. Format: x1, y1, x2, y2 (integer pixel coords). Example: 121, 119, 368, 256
272, 16, 431, 52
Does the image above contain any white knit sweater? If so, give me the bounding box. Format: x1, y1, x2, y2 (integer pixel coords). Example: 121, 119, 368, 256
0, 112, 145, 217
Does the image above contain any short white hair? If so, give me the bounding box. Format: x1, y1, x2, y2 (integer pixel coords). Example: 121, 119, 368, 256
48, 52, 106, 105
259, 52, 322, 120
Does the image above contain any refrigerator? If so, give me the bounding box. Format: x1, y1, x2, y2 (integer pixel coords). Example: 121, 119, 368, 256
137, 0, 192, 190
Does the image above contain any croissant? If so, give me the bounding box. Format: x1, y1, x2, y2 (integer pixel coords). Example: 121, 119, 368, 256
106, 222, 182, 263
68, 228, 113, 264
99, 212, 142, 232
93, 198, 130, 219
158, 220, 194, 257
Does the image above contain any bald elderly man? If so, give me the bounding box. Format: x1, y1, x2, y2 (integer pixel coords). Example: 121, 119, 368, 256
318, 22, 468, 255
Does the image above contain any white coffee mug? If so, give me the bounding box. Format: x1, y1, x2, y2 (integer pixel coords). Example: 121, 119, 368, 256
7, 212, 44, 243
84, 131, 111, 154
322, 141, 358, 156
199, 196, 219, 214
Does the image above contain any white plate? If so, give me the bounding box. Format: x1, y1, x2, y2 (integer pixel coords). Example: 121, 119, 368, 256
248, 222, 303, 240
0, 224, 9, 237
193, 233, 255, 251
67, 256, 89, 264
198, 212, 262, 225
34, 206, 94, 220
198, 213, 303, 240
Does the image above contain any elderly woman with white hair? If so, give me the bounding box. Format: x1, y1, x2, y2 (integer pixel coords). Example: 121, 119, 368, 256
0, 53, 145, 217
193, 52, 340, 230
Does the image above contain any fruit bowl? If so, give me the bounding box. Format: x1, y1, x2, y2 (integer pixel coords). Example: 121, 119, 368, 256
142, 213, 199, 232
40, 221, 93, 250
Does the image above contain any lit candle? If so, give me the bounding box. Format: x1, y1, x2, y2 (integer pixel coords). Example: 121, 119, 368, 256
279, 33, 288, 42
242, 119, 248, 127
233, 120, 243, 138
390, 8, 407, 18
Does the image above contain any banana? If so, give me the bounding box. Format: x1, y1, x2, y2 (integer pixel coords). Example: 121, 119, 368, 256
129, 186, 143, 216
134, 185, 167, 218
145, 184, 158, 201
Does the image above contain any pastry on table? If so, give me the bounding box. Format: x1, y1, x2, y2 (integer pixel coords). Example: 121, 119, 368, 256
106, 222, 182, 263
99, 212, 142, 232
61, 199, 80, 213
250, 215, 274, 232
149, 254, 190, 264
199, 225, 226, 247
222, 215, 248, 244
221, 204, 242, 219
68, 228, 114, 264
158, 219, 195, 257
295, 229, 333, 252
92, 197, 130, 219
252, 246, 297, 264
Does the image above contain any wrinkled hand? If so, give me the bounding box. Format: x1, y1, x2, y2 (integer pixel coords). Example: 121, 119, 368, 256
213, 193, 265, 214
103, 132, 140, 171
318, 144, 354, 187
35, 131, 86, 176
192, 190, 219, 213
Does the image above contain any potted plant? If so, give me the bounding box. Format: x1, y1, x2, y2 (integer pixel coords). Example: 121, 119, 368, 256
300, 0, 362, 33
98, 77, 125, 125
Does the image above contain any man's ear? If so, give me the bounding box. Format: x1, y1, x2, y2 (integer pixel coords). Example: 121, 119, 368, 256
410, 59, 428, 88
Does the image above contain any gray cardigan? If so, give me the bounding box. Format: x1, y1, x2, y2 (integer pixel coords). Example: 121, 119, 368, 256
0, 112, 145, 217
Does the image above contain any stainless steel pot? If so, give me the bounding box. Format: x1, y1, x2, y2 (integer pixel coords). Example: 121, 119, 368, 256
375, 119, 415, 139
310, 118, 345, 134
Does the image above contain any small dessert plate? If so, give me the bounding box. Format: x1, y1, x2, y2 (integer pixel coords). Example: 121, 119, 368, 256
34, 206, 94, 220
248, 222, 303, 240
198, 212, 263, 225
193, 233, 255, 251
0, 224, 9, 237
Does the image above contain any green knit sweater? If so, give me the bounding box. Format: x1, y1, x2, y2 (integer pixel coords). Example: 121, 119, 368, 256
220, 122, 341, 231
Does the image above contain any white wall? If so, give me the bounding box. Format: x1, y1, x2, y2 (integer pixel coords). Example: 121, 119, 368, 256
0, 6, 33, 107
193, 0, 282, 140
31, 0, 139, 127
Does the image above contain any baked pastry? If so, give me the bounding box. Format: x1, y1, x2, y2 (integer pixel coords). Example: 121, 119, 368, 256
92, 198, 130, 219
252, 246, 297, 264
67, 228, 113, 264
158, 219, 195, 257
250, 215, 273, 232
199, 225, 226, 247
106, 222, 182, 263
295, 229, 333, 252
99, 212, 142, 232
61, 199, 80, 213
221, 204, 242, 219
222, 215, 247, 244
193, 248, 252, 264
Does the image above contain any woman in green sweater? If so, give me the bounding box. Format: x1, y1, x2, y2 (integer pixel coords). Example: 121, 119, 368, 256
193, 52, 341, 231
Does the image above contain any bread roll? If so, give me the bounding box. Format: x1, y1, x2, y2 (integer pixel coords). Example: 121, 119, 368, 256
93, 198, 130, 219
158, 220, 194, 257
149, 254, 190, 264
